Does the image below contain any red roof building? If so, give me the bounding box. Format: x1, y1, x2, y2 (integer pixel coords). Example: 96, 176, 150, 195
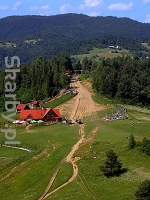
32, 100, 40, 108
19, 108, 61, 122
65, 70, 72, 76
16, 104, 30, 112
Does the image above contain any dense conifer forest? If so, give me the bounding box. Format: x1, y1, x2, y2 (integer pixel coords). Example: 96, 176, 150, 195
0, 55, 72, 110
92, 56, 150, 106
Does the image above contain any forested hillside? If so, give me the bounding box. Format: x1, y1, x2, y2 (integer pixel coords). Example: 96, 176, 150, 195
92, 56, 150, 106
1, 14, 150, 40
0, 14, 150, 67
0, 55, 72, 110
0, 35, 150, 68
1, 52, 150, 110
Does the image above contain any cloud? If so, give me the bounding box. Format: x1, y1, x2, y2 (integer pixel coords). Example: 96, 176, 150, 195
143, 0, 150, 4
30, 6, 39, 11
30, 5, 51, 15
79, 4, 85, 10
145, 14, 150, 22
60, 4, 72, 13
12, 1, 22, 11
0, 6, 8, 10
79, 0, 103, 10
107, 2, 133, 11
89, 11, 101, 16
41, 5, 50, 10
85, 0, 103, 7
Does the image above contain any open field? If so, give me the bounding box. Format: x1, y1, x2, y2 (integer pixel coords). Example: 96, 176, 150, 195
0, 42, 16, 48
0, 124, 79, 199
0, 79, 150, 200
141, 42, 150, 49
45, 109, 150, 200
24, 39, 41, 44
72, 47, 130, 61
43, 93, 76, 109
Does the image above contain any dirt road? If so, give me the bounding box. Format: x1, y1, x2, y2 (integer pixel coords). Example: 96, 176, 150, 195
71, 80, 103, 119
39, 80, 105, 199
58, 80, 105, 121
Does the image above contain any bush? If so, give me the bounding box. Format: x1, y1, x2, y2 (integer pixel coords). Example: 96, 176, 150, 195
135, 180, 150, 200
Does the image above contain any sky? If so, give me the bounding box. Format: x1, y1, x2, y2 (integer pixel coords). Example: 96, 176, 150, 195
0, 0, 150, 23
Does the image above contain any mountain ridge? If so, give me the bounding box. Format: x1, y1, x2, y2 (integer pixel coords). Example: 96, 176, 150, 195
0, 13, 150, 41
0, 13, 150, 67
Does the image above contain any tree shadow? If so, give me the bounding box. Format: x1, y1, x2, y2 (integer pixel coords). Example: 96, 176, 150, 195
105, 168, 128, 178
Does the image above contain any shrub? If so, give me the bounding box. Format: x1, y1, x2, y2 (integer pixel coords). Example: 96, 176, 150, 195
135, 180, 150, 200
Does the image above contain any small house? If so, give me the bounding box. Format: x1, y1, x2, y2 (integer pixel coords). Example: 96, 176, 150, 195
16, 104, 30, 112
32, 100, 40, 109
65, 70, 72, 76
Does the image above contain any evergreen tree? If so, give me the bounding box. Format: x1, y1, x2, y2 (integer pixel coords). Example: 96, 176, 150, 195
128, 134, 136, 150
142, 137, 150, 156
100, 150, 122, 177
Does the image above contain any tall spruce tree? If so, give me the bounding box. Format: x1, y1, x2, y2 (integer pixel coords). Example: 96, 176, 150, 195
100, 150, 122, 177
128, 134, 136, 150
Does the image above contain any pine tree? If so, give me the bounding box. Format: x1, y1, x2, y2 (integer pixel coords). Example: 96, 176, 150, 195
100, 150, 122, 177
128, 134, 136, 150
142, 137, 150, 156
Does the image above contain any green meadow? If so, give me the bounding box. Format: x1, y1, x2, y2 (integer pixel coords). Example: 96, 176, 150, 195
72, 47, 130, 61
43, 93, 76, 108
48, 109, 150, 200
0, 42, 16, 48
141, 42, 150, 50
0, 124, 79, 199
0, 102, 150, 199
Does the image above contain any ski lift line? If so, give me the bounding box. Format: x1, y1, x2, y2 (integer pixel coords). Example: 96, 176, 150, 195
112, 105, 126, 114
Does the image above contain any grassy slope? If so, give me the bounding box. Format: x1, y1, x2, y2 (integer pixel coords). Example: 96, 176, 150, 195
141, 42, 150, 49
0, 42, 16, 48
0, 81, 150, 199
72, 47, 130, 61
48, 110, 150, 200
0, 124, 79, 200
43, 93, 76, 108
46, 81, 150, 200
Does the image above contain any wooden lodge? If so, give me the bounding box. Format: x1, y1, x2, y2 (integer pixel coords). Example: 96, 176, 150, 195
19, 108, 61, 125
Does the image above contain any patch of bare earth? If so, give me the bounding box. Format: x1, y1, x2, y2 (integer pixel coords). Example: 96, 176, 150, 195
57, 80, 106, 120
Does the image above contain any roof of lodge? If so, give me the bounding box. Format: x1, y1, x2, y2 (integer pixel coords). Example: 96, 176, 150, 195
19, 108, 61, 120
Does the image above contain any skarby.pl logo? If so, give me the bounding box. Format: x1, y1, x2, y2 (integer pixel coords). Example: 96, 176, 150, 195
1, 56, 20, 144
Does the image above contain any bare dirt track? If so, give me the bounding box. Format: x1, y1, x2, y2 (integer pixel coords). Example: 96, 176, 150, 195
39, 80, 105, 200
58, 80, 105, 121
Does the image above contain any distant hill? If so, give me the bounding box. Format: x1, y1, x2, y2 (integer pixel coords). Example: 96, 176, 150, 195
0, 13, 150, 67
0, 13, 150, 40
